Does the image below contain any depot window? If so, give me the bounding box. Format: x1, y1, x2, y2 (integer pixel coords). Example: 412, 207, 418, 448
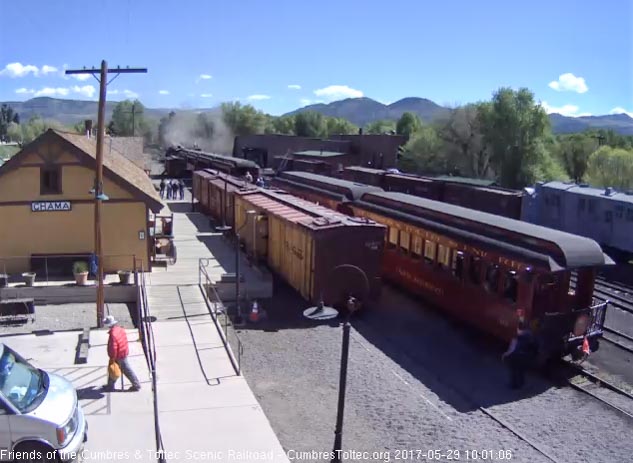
40, 166, 61, 195
411, 236, 423, 260
423, 240, 437, 264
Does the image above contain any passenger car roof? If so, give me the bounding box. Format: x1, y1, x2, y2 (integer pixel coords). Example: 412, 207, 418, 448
359, 191, 612, 269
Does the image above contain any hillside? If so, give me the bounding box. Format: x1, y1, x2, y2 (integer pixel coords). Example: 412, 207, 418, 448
285, 97, 633, 135
1, 97, 187, 125
3, 96, 633, 135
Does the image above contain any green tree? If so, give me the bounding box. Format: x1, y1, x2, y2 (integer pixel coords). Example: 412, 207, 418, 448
555, 133, 597, 183
585, 129, 633, 150
396, 112, 422, 138
6, 122, 21, 142
270, 115, 295, 135
109, 100, 147, 137
0, 104, 19, 141
477, 88, 551, 188
326, 117, 358, 136
365, 119, 397, 134
221, 102, 266, 136
398, 125, 446, 174
586, 146, 633, 190
294, 111, 327, 138
437, 104, 492, 178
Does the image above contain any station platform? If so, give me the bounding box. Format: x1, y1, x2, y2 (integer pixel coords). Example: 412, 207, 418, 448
144, 195, 288, 462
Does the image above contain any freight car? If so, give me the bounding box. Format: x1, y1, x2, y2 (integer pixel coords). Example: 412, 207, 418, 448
269, 171, 382, 214
165, 146, 260, 178
522, 181, 633, 262
192, 169, 257, 228
341, 167, 524, 219
233, 188, 385, 308
349, 191, 612, 359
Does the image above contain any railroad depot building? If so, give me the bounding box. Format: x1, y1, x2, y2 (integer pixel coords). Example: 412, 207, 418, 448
0, 129, 163, 275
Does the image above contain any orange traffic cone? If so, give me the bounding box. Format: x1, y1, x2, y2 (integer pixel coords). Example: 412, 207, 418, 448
249, 301, 260, 323
582, 336, 590, 355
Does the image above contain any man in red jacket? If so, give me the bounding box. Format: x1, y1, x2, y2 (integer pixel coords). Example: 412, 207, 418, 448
104, 315, 141, 391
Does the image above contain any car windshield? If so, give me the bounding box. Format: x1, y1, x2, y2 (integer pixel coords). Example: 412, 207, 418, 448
0, 345, 45, 413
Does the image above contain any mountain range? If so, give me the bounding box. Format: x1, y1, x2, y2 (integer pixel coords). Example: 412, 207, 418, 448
3, 96, 633, 135
285, 97, 633, 135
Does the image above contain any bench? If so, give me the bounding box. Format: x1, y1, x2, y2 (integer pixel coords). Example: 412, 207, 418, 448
0, 298, 35, 323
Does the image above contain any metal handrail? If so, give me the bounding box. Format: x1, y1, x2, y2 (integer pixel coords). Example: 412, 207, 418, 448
136, 265, 165, 463
198, 258, 243, 375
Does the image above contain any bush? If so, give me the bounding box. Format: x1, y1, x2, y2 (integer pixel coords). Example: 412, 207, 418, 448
73, 261, 89, 274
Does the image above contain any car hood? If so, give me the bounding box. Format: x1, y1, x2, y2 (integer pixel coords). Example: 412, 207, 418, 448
27, 372, 76, 425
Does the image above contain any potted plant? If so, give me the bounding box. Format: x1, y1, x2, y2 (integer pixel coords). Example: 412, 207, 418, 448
22, 272, 36, 287
118, 270, 132, 285
73, 261, 89, 286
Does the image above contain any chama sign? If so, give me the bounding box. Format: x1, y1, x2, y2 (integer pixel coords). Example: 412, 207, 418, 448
31, 201, 72, 212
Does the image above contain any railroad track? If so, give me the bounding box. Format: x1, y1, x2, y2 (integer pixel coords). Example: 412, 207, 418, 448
565, 364, 633, 421
602, 327, 633, 354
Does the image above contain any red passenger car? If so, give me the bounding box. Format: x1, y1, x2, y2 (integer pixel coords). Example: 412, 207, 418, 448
348, 191, 612, 359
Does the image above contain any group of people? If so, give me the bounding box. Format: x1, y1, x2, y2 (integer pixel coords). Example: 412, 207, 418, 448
159, 178, 185, 200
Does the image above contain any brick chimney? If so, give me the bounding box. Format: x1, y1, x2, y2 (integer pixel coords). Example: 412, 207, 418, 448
84, 120, 93, 138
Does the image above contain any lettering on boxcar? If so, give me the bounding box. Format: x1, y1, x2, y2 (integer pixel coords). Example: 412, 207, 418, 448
498, 256, 524, 270
396, 268, 444, 296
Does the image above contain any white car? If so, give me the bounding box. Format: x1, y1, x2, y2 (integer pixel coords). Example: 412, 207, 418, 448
0, 343, 87, 462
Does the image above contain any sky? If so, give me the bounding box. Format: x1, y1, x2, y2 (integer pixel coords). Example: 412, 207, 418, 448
0, 0, 632, 118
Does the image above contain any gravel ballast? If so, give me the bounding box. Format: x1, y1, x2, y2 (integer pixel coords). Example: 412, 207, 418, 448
231, 282, 633, 463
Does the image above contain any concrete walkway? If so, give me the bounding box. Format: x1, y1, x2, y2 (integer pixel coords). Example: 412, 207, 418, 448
145, 196, 289, 463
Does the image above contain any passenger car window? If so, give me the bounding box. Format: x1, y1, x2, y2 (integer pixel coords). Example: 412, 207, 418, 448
605, 211, 613, 223
387, 227, 398, 249
484, 264, 499, 293
424, 240, 437, 264
577, 198, 586, 212
399, 230, 410, 253
437, 245, 451, 268
411, 236, 422, 259
469, 256, 482, 284
615, 205, 624, 219
504, 271, 518, 302
452, 251, 464, 279
627, 209, 633, 222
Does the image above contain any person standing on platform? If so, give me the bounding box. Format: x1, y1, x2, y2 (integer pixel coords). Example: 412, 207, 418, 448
159, 178, 166, 198
165, 179, 172, 200
103, 316, 141, 392
245, 171, 253, 184
179, 179, 185, 200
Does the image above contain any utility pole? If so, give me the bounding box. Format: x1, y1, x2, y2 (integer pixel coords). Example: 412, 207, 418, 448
122, 101, 142, 136
65, 61, 147, 328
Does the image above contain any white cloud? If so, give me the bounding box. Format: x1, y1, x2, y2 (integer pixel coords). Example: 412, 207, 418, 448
609, 107, 633, 118
0, 62, 40, 77
548, 73, 588, 93
123, 89, 139, 98
107, 89, 119, 95
540, 101, 591, 117
15, 88, 35, 95
71, 74, 91, 81
34, 87, 70, 97
41, 65, 58, 75
72, 85, 96, 98
196, 74, 212, 83
247, 94, 271, 101
313, 84, 363, 101
200, 93, 213, 98
158, 90, 170, 95
288, 84, 301, 90
299, 98, 313, 106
